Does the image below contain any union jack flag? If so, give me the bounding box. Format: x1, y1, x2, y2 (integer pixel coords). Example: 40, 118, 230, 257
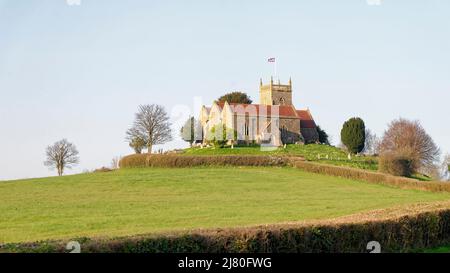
268, 57, 276, 63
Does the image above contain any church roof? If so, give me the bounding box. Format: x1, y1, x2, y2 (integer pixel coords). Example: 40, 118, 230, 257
297, 110, 317, 128
217, 102, 299, 118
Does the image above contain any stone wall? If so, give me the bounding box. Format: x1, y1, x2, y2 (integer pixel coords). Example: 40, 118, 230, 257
280, 118, 302, 144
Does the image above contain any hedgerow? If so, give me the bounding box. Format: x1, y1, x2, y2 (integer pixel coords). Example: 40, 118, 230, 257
119, 154, 450, 192
290, 160, 450, 192
3, 208, 450, 253
119, 154, 288, 168
379, 153, 413, 177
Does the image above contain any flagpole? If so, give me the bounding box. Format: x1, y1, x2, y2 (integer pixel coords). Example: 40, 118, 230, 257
268, 57, 277, 80
274, 59, 277, 81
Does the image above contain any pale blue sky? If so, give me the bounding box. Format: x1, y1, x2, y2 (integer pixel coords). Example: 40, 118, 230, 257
0, 0, 449, 180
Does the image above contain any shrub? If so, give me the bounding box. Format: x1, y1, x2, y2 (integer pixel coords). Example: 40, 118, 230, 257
4, 208, 450, 253
206, 123, 237, 148
340, 117, 366, 154
316, 125, 330, 145
128, 136, 146, 154
379, 153, 413, 177
94, 167, 114, 173
119, 154, 288, 168
289, 159, 450, 192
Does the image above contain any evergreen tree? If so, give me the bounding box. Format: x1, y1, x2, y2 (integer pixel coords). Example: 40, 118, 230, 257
340, 117, 366, 154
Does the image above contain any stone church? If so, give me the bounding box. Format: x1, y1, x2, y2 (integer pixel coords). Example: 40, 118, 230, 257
200, 77, 319, 145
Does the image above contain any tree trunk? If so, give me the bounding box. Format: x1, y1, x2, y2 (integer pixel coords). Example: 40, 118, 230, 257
147, 144, 152, 154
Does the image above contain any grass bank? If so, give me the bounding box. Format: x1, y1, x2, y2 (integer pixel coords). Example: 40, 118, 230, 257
1, 167, 449, 244
183, 144, 377, 170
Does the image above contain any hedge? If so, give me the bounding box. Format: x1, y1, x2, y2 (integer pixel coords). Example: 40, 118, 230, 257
119, 155, 450, 192
3, 205, 450, 253
119, 154, 289, 168
379, 153, 413, 177
290, 159, 450, 193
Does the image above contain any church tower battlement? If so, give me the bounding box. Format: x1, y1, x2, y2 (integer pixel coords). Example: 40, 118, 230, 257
259, 77, 293, 106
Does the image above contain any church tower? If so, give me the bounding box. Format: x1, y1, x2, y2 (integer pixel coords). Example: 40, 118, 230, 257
259, 77, 293, 106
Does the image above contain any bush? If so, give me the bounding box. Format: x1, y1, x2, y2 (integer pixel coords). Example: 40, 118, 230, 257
379, 154, 413, 177
119, 154, 288, 168
4, 208, 450, 253
341, 117, 366, 154
93, 167, 114, 173
289, 159, 450, 193
316, 125, 330, 145
206, 123, 237, 148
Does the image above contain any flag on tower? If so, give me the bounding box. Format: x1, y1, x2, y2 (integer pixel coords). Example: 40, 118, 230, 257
268, 57, 276, 63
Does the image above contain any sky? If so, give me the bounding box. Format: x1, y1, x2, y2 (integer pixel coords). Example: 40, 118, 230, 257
0, 0, 449, 180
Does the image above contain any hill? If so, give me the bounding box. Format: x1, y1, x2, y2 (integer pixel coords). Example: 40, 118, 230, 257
1, 166, 448, 244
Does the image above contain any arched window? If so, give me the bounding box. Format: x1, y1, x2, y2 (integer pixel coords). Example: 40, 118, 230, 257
279, 97, 285, 105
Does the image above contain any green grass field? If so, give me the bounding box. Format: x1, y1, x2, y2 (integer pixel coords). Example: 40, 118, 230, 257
1, 167, 449, 244
184, 144, 378, 170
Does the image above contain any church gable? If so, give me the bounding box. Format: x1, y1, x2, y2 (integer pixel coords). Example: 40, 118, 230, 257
297, 109, 317, 129
208, 102, 222, 124
221, 101, 234, 129
200, 106, 211, 125
297, 109, 319, 143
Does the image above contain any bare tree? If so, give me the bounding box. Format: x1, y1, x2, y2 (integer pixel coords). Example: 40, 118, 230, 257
379, 118, 440, 174
44, 139, 80, 176
337, 141, 348, 152
126, 104, 172, 154
363, 129, 380, 156
443, 154, 450, 181
111, 156, 121, 170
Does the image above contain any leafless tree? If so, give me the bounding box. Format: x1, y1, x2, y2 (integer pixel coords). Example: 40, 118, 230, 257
363, 129, 380, 156
111, 156, 121, 170
44, 139, 80, 176
379, 118, 440, 174
337, 141, 348, 153
126, 104, 172, 154
443, 154, 450, 181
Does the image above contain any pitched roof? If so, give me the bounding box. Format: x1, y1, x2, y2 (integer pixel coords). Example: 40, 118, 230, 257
217, 102, 299, 118
297, 110, 317, 128
209, 102, 317, 128
204, 107, 211, 114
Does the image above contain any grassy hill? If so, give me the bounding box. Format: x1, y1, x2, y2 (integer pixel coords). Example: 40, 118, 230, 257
1, 166, 449, 244
183, 144, 378, 170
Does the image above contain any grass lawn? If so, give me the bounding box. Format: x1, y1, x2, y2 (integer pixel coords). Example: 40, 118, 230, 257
1, 167, 449, 244
184, 144, 378, 170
